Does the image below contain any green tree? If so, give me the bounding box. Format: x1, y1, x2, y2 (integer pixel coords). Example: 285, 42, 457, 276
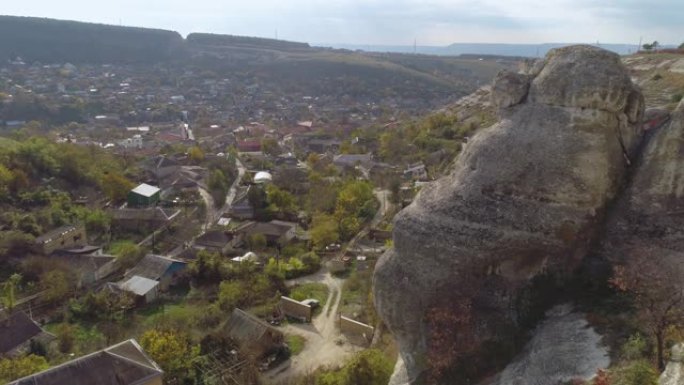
310, 213, 339, 250
208, 169, 229, 207
114, 242, 144, 269
140, 329, 199, 381
613, 360, 658, 385
247, 233, 267, 250
218, 280, 243, 311
40, 270, 72, 303
2, 273, 22, 316
266, 184, 297, 217
0, 354, 49, 383
261, 137, 280, 156
342, 349, 393, 385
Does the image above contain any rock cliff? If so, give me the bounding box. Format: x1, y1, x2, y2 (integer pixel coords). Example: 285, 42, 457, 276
373, 45, 645, 384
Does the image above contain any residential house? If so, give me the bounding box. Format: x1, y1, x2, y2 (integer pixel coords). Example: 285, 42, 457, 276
403, 162, 428, 181
229, 187, 255, 220
128, 183, 161, 207
237, 139, 261, 153
0, 311, 55, 357
225, 308, 284, 359
125, 254, 187, 291
333, 153, 373, 170
234, 220, 297, 247
193, 230, 239, 255
8, 339, 163, 385
33, 224, 87, 255
50, 248, 118, 287
111, 206, 180, 232
144, 155, 181, 181
115, 276, 160, 305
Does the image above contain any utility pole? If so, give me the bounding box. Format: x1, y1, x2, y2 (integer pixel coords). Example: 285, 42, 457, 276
638, 36, 643, 52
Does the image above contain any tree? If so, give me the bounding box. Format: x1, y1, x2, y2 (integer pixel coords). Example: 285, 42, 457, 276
40, 270, 72, 303
261, 137, 280, 156
140, 329, 199, 381
266, 184, 297, 217
100, 172, 134, 201
207, 169, 229, 207
611, 254, 684, 370
679, 42, 684, 50
310, 213, 339, 250
342, 349, 393, 385
0, 355, 49, 383
114, 242, 144, 269
188, 146, 205, 163
2, 273, 22, 317
247, 233, 267, 250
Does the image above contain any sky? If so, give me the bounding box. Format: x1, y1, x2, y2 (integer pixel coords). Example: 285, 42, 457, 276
2, 0, 683, 46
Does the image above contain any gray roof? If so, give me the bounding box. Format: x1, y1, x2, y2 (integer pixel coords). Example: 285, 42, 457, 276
126, 254, 185, 281
226, 308, 282, 344
112, 207, 180, 221
8, 339, 163, 385
0, 311, 45, 354
119, 275, 159, 296
130, 183, 160, 197
35, 225, 80, 244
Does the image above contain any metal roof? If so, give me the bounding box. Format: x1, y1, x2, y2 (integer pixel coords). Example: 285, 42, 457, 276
119, 275, 159, 296
130, 183, 160, 198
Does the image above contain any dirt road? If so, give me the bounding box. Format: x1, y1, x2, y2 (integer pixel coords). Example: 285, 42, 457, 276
265, 271, 361, 383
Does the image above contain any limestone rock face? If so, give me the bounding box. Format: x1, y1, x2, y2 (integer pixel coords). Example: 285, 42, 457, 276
491, 71, 530, 109
660, 343, 684, 385
373, 45, 644, 384
600, 99, 684, 288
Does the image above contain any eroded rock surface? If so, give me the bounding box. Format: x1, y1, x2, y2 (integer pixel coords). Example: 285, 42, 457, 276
489, 305, 609, 385
373, 45, 644, 384
600, 99, 684, 267
660, 344, 684, 385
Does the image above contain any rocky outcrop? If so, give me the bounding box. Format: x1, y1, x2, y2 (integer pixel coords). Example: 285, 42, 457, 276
600, 99, 684, 266
373, 45, 645, 384
490, 305, 609, 385
660, 344, 684, 385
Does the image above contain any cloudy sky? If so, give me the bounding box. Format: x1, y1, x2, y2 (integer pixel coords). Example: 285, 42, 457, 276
3, 0, 683, 46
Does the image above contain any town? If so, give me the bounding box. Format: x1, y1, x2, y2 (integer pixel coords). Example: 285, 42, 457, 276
0, 23, 513, 385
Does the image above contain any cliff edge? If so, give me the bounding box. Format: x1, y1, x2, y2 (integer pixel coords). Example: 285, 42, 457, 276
373, 45, 645, 384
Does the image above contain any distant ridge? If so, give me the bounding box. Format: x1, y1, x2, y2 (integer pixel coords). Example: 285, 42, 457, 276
0, 15, 313, 64
187, 33, 311, 51
320, 42, 645, 57
0, 15, 185, 63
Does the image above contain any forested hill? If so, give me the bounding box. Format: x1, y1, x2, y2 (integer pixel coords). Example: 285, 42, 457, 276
0, 16, 185, 63
186, 33, 311, 51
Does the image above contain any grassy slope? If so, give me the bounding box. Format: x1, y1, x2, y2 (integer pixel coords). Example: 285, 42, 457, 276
623, 53, 684, 108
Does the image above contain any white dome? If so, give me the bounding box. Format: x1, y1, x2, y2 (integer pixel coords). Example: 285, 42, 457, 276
254, 171, 273, 184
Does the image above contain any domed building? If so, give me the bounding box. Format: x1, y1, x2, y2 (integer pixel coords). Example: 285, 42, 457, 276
254, 171, 272, 184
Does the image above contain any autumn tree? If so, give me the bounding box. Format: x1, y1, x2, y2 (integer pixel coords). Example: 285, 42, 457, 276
188, 146, 205, 163
100, 172, 134, 202
0, 354, 49, 383
140, 328, 199, 381
611, 254, 684, 370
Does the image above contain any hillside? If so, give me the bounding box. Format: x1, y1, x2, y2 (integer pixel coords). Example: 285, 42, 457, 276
0, 16, 184, 64
623, 52, 684, 108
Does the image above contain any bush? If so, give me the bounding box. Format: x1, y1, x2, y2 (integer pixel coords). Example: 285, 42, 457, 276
672, 93, 683, 103
620, 333, 648, 361
612, 360, 658, 385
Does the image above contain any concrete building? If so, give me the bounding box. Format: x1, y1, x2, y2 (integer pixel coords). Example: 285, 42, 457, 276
128, 183, 161, 207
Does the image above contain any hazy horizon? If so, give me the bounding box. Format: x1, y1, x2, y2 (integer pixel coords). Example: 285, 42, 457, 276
2, 0, 683, 46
